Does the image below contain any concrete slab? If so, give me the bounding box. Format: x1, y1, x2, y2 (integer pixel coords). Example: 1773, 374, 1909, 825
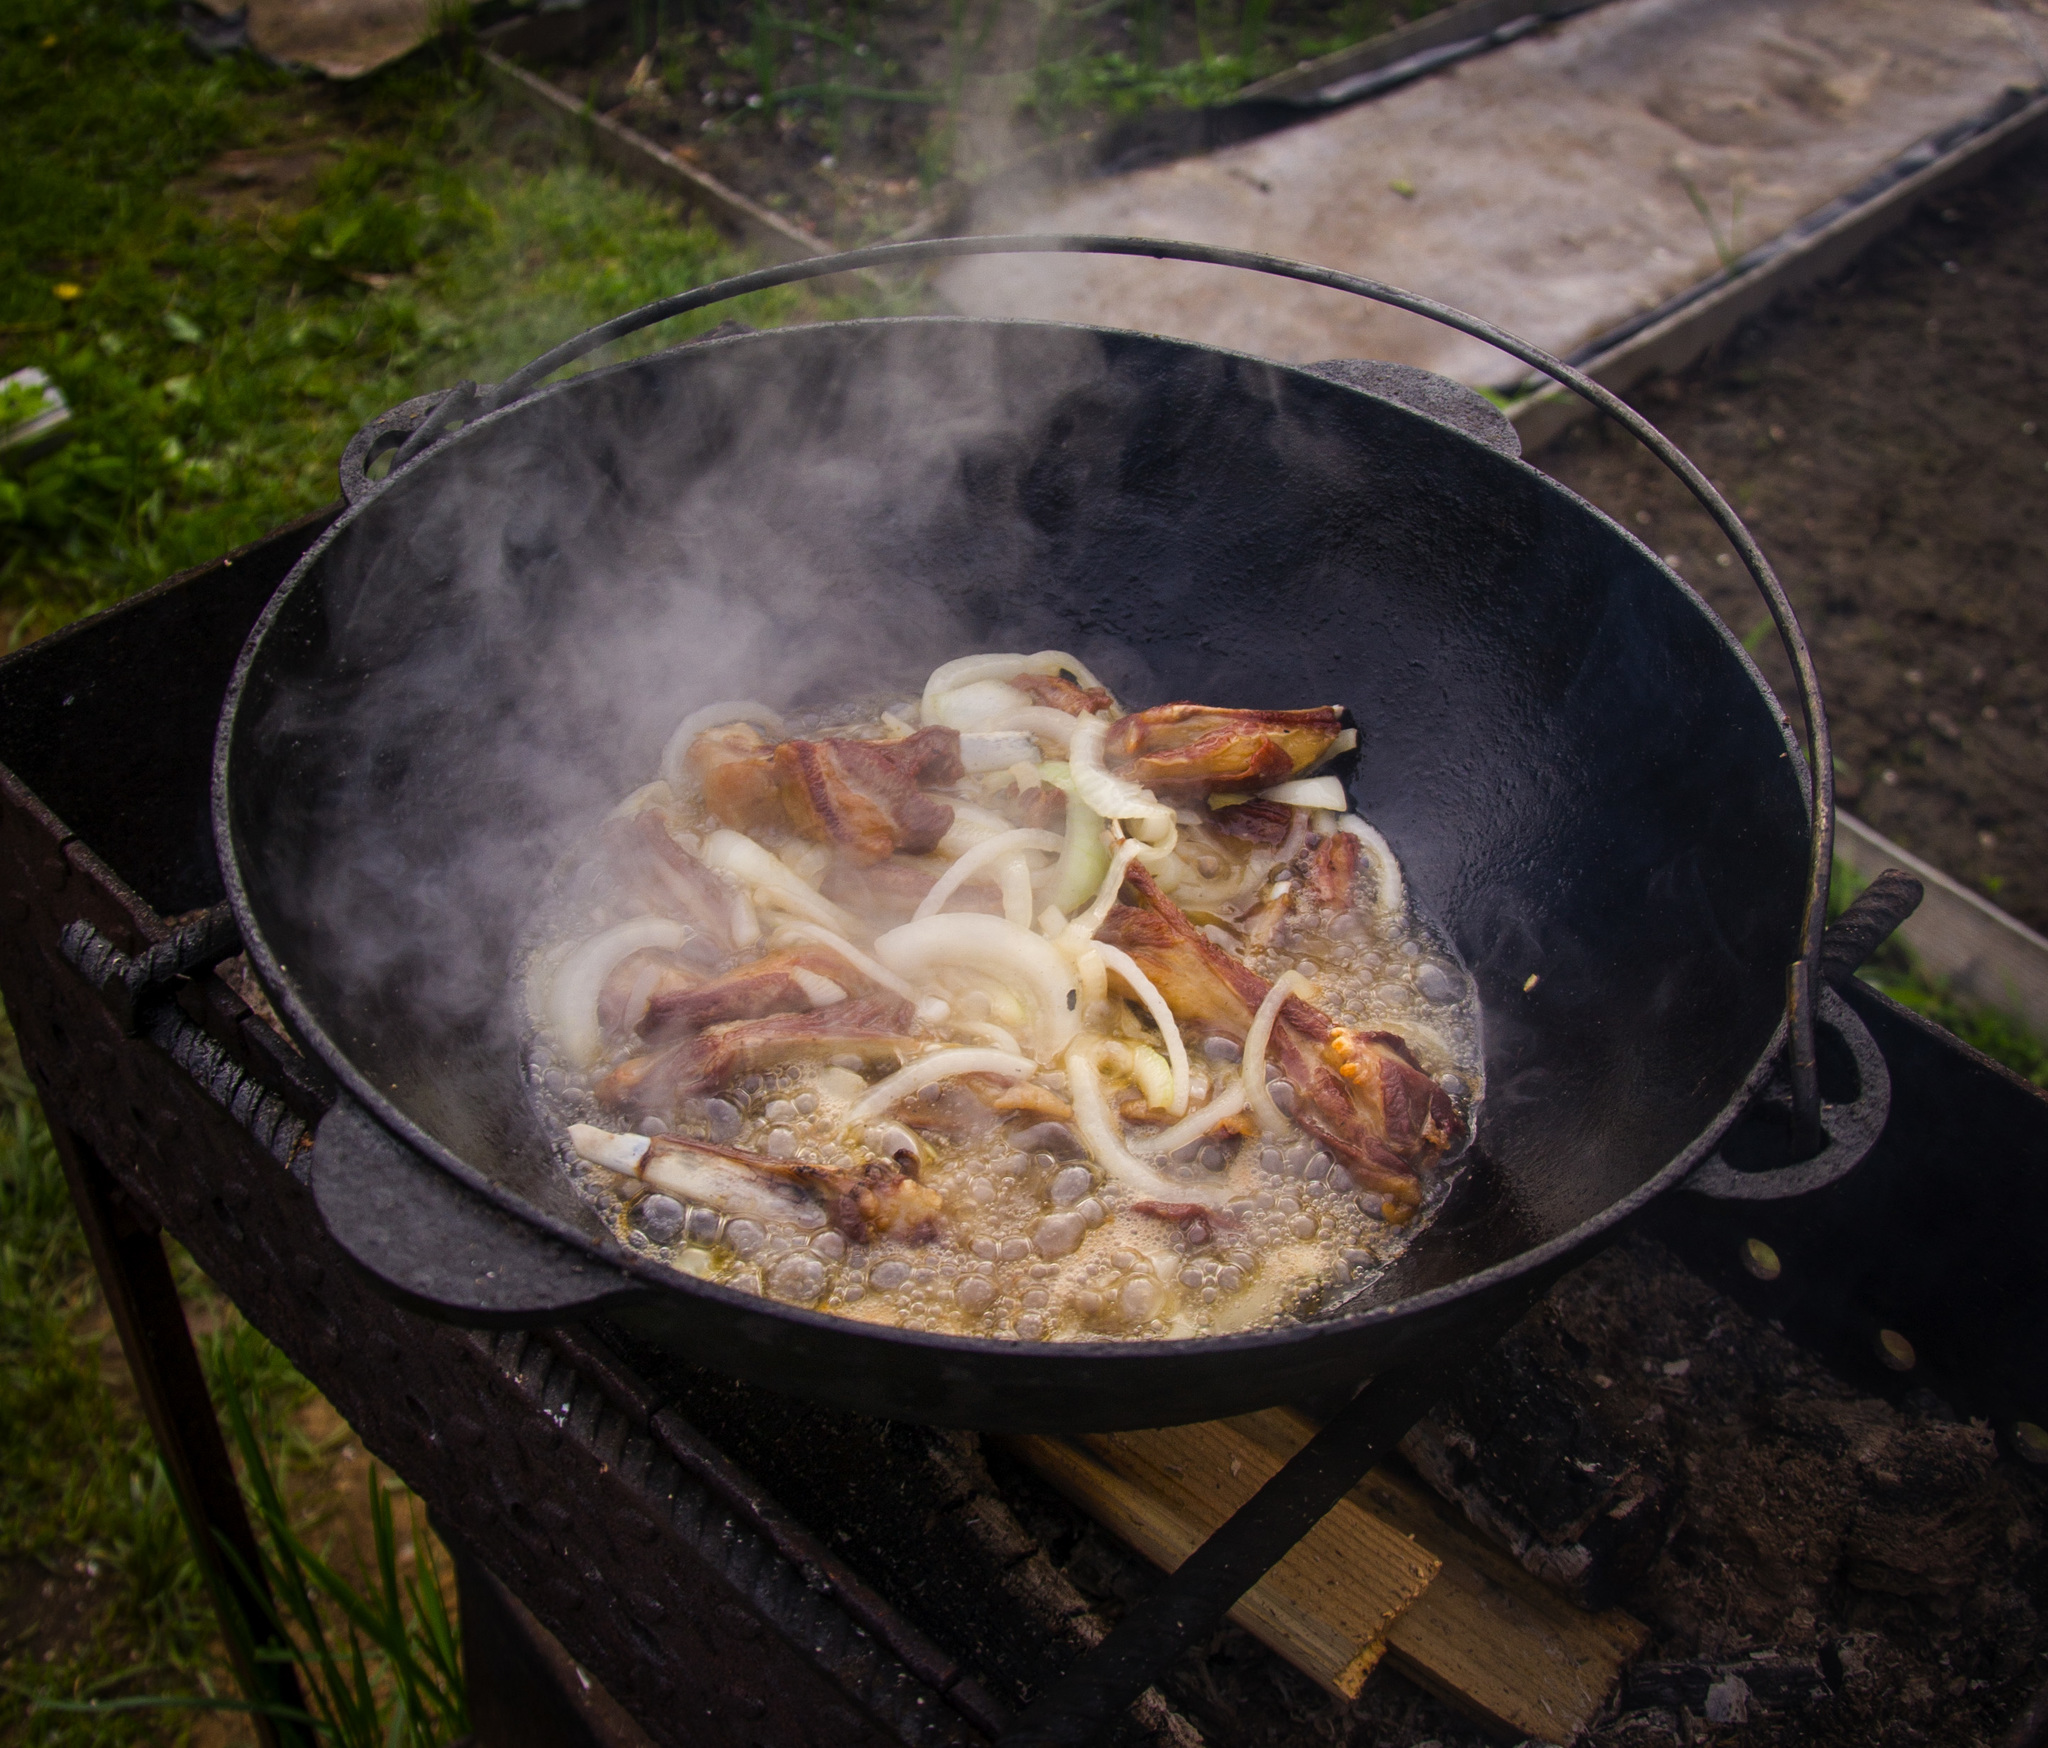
940, 0, 2043, 386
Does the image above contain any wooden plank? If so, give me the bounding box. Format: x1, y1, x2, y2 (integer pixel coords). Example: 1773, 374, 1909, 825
1229, 1410, 1649, 1741
1008, 1424, 1439, 1700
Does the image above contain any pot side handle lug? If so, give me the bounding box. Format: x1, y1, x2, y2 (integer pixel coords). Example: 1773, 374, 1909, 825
1687, 871, 1922, 1201
309, 1093, 644, 1323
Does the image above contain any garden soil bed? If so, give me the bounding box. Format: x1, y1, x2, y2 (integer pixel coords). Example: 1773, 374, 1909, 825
496, 0, 1450, 245
1536, 135, 2048, 937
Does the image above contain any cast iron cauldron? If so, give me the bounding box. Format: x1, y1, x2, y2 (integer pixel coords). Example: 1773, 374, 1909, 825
213, 238, 1881, 1433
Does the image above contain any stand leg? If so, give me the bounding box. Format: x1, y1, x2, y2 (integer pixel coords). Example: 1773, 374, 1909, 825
54, 1126, 310, 1748
452, 1538, 655, 1748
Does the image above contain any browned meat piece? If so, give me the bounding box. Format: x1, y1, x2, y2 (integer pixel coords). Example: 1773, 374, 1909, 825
1099, 865, 1459, 1205
598, 950, 701, 1037
1209, 799, 1295, 844
1010, 671, 1116, 716
1106, 704, 1347, 800
635, 1134, 941, 1243
773, 727, 963, 865
686, 723, 785, 834
600, 811, 735, 954
997, 781, 1068, 834
1309, 830, 1360, 910
895, 1079, 1000, 1141
599, 995, 918, 1115
1132, 1200, 1239, 1245
639, 947, 861, 1041
820, 856, 1001, 924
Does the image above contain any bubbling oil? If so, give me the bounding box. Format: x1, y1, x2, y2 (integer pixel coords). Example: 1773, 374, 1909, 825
524, 697, 1483, 1344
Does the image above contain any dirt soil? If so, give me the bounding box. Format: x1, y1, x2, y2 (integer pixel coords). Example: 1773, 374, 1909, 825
1537, 137, 2048, 934
988, 1232, 2048, 1746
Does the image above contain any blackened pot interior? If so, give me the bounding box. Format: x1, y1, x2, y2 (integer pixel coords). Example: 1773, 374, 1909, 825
218, 317, 1807, 1429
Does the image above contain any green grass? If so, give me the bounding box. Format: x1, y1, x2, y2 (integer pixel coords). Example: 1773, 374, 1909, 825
1830, 860, 2048, 1087
0, 0, 882, 646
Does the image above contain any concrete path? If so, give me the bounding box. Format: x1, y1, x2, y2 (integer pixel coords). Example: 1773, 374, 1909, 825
940, 0, 2045, 385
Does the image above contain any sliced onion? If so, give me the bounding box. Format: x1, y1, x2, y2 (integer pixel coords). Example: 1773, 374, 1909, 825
546, 916, 697, 1066
920, 650, 1108, 724
1337, 813, 1406, 917
1244, 970, 1311, 1136
936, 801, 1022, 858
1091, 940, 1189, 1115
912, 828, 1064, 923
1062, 838, 1144, 946
1257, 775, 1348, 810
659, 699, 784, 791
846, 1047, 1037, 1125
928, 679, 1030, 731
1068, 714, 1173, 832
1064, 1038, 1228, 1207
960, 730, 1043, 771
874, 913, 1082, 1061
986, 706, 1082, 750
998, 852, 1036, 929
955, 1019, 1025, 1055
702, 830, 862, 937
1128, 1077, 1249, 1157
764, 920, 946, 1020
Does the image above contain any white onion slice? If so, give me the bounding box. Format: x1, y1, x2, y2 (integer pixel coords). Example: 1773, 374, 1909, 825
998, 852, 1036, 930
1061, 838, 1144, 947
1064, 1038, 1228, 1207
659, 699, 784, 792
919, 650, 1108, 724
702, 830, 862, 937
874, 913, 1082, 1061
985, 706, 1082, 749
846, 1047, 1037, 1125
1257, 775, 1348, 810
1127, 1077, 1250, 1157
764, 921, 948, 1021
1244, 970, 1311, 1136
546, 917, 697, 1066
955, 1020, 1025, 1055
1091, 940, 1189, 1115
1068, 714, 1173, 833
1337, 813, 1406, 917
959, 730, 1043, 771
936, 801, 1022, 857
927, 680, 1029, 731
912, 828, 1064, 922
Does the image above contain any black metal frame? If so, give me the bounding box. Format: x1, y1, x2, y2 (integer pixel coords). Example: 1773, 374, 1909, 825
2, 516, 2045, 1745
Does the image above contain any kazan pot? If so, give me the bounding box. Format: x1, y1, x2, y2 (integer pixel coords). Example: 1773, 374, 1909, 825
213, 239, 1882, 1433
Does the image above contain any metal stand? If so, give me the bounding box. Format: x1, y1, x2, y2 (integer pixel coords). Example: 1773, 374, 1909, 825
996, 1301, 1535, 1747
52, 1123, 310, 1748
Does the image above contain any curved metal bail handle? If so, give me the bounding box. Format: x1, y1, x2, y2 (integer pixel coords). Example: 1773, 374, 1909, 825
377, 235, 1837, 1127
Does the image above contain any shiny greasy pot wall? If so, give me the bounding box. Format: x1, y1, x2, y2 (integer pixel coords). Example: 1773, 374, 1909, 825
222, 318, 1807, 1428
